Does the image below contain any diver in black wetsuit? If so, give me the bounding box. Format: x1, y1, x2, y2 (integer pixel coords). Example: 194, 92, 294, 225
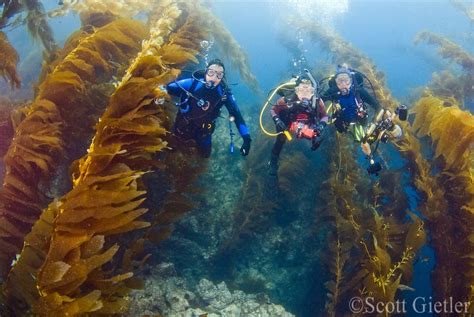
165, 59, 251, 158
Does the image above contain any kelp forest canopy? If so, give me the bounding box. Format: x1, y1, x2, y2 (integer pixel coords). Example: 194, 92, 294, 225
0, 0, 473, 316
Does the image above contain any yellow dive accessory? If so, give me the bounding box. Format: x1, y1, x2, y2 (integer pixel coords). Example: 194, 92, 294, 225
259, 80, 296, 141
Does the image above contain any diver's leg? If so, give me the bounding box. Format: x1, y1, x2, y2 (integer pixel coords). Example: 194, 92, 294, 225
361, 142, 372, 156
268, 134, 286, 175
196, 133, 212, 158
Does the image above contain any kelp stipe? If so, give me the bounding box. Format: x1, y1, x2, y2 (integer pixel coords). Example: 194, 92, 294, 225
0, 18, 147, 277
0, 31, 21, 89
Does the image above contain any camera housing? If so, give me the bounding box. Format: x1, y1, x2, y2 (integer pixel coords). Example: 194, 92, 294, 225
396, 104, 408, 121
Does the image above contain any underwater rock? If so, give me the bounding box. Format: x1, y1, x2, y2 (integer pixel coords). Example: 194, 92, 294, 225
128, 262, 294, 317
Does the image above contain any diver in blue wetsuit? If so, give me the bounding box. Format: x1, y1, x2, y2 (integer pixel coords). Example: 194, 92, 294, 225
321, 63, 404, 175
165, 59, 251, 158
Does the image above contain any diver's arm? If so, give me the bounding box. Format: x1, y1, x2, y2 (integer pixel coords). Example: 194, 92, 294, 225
165, 78, 193, 96
359, 88, 381, 113
317, 98, 329, 123
320, 78, 339, 102
225, 93, 250, 138
270, 97, 287, 119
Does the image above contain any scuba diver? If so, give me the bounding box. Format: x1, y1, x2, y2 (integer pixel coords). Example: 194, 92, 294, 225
320, 63, 406, 175
164, 59, 252, 158
265, 71, 328, 176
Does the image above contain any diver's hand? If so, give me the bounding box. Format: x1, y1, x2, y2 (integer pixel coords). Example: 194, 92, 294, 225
314, 121, 327, 136
240, 135, 251, 156
311, 138, 321, 151
272, 116, 287, 131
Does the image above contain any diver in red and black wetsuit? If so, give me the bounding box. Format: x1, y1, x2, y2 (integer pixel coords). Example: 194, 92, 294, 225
268, 75, 328, 175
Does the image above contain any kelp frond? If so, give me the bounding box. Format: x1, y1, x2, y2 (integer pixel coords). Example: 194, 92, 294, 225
411, 95, 474, 170
4, 1, 207, 315
415, 31, 474, 72
0, 31, 21, 89
450, 0, 474, 23
0, 18, 147, 278
23, 0, 57, 53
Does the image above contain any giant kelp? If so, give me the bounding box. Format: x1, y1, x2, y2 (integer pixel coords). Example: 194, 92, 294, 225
3, 1, 208, 315
321, 134, 426, 315
415, 31, 474, 72
407, 95, 474, 313
0, 18, 147, 277
1, 0, 57, 54
285, 19, 433, 315
415, 31, 474, 104
411, 96, 474, 170
0, 31, 21, 89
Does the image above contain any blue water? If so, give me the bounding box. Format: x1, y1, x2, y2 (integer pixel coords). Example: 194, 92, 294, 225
1, 1, 472, 316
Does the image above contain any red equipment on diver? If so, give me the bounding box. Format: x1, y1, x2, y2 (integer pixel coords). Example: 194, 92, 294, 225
288, 113, 318, 139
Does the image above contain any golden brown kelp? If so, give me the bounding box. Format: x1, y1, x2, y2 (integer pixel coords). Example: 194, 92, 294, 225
0, 31, 21, 89
294, 21, 431, 314
322, 137, 364, 316
408, 95, 474, 313
411, 96, 474, 170
0, 18, 147, 278
321, 135, 426, 315
35, 11, 120, 91
0, 98, 25, 164
4, 2, 207, 315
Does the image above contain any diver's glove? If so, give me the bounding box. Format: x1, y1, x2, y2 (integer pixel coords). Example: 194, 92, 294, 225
314, 121, 327, 137
366, 156, 382, 176
272, 116, 287, 131
240, 135, 251, 156
311, 138, 322, 151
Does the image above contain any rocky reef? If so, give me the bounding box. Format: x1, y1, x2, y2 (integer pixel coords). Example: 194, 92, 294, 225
128, 262, 294, 317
